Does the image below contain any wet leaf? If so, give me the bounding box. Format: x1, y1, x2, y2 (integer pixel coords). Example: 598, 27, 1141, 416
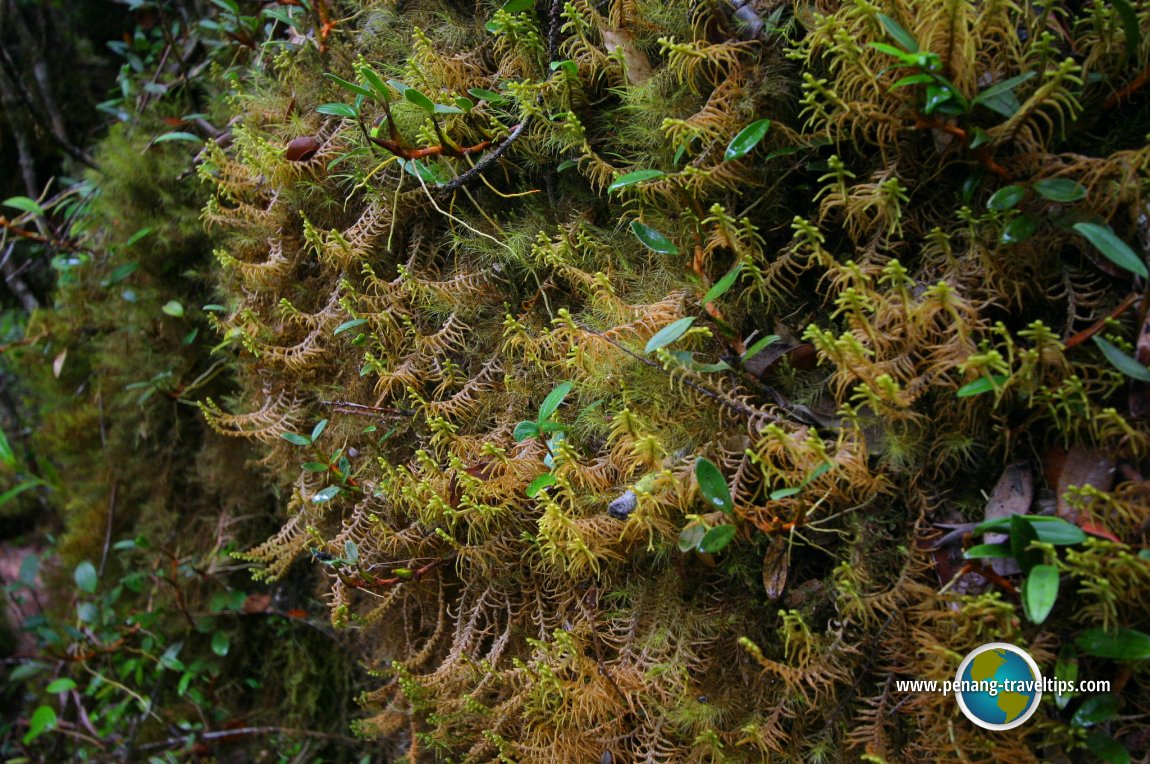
74, 561, 98, 594
630, 221, 678, 254
403, 88, 436, 114
956, 374, 1007, 397
312, 486, 341, 503
1033, 178, 1086, 202
526, 473, 556, 498
699, 524, 737, 553
1075, 627, 1150, 659
975, 515, 1086, 545
678, 524, 705, 552
513, 420, 540, 442
281, 432, 311, 447
1094, 336, 1150, 381
696, 457, 733, 514
1001, 214, 1038, 244
876, 12, 918, 52
608, 169, 664, 193
211, 631, 231, 657
1054, 644, 1078, 710
724, 119, 771, 161
323, 73, 374, 100
538, 381, 574, 421
703, 264, 743, 304
1073, 694, 1118, 727
317, 103, 358, 119
987, 185, 1026, 211
310, 419, 328, 442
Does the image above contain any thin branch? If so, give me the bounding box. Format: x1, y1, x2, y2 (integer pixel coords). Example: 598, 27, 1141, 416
0, 44, 97, 169
435, 120, 528, 196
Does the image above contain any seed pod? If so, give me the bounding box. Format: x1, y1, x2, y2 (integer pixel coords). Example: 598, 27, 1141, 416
285, 136, 320, 162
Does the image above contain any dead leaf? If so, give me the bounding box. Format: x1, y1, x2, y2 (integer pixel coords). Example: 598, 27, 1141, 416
52, 349, 67, 379
601, 28, 652, 85
984, 462, 1033, 576
762, 536, 787, 602
1054, 444, 1115, 523
242, 593, 272, 614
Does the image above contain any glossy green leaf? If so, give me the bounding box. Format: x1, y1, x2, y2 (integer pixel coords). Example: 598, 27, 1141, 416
869, 42, 918, 63
1093, 336, 1150, 382
1111, 0, 1141, 64
513, 420, 540, 442
557, 159, 577, 172
74, 561, 97, 594
1073, 693, 1118, 727
312, 486, 341, 503
1054, 644, 1078, 710
608, 169, 664, 193
344, 540, 359, 563
956, 374, 1007, 397
696, 457, 733, 514
1001, 214, 1038, 244
0, 427, 13, 467
973, 515, 1087, 545
357, 66, 391, 102
334, 318, 368, 335
211, 631, 231, 657
404, 88, 436, 114
401, 159, 451, 184
922, 83, 955, 114
323, 73, 374, 100
987, 184, 1026, 211
645, 317, 696, 353
317, 102, 359, 119
1075, 627, 1150, 659
281, 432, 311, 447
876, 12, 918, 52
630, 221, 679, 254
311, 419, 329, 442
455, 96, 475, 112
433, 103, 465, 114
724, 119, 771, 161
699, 524, 737, 553
468, 87, 507, 104
678, 524, 706, 553
549, 59, 577, 75
1033, 178, 1086, 202
154, 131, 202, 144
971, 71, 1036, 117
2, 196, 45, 216
526, 473, 557, 498
703, 264, 743, 304
538, 381, 574, 422
962, 543, 1012, 559
1074, 222, 1149, 278
302, 462, 328, 472
769, 486, 801, 500
1085, 732, 1131, 764
1010, 514, 1042, 572
742, 334, 781, 362
45, 678, 77, 694
1022, 564, 1059, 623
23, 705, 57, 744
890, 73, 934, 90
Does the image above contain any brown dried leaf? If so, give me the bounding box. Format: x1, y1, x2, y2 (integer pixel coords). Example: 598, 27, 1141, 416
1055, 444, 1115, 523
762, 536, 788, 602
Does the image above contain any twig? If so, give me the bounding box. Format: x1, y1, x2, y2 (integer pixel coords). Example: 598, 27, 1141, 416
1063, 292, 1139, 348
135, 725, 363, 753
319, 399, 414, 418
0, 44, 97, 168
98, 480, 118, 577
434, 120, 529, 196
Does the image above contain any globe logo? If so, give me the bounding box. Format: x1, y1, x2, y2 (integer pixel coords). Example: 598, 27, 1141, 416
954, 643, 1043, 730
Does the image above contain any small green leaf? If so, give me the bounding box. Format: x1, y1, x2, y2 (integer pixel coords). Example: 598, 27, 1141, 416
154, 131, 202, 144
723, 119, 771, 161
922, 83, 956, 114
742, 334, 782, 362
876, 12, 918, 52
1010, 514, 1042, 572
1075, 627, 1150, 660
678, 524, 706, 553
889, 73, 935, 90
501, 0, 533, 11
608, 169, 664, 193
317, 103, 359, 119
161, 300, 185, 317
1022, 564, 1059, 624
9, 662, 49, 682
557, 159, 577, 172
549, 59, 577, 75
1085, 732, 1131, 764
2, 196, 45, 216
956, 374, 1007, 397
311, 419, 329, 442
455, 96, 475, 112
74, 561, 98, 594
513, 420, 540, 442
1074, 222, 1149, 278
211, 631, 231, 657
769, 486, 801, 500
281, 432, 312, 447
526, 473, 557, 498
468, 87, 507, 104
357, 66, 391, 102
1033, 178, 1087, 202
433, 103, 465, 114
699, 524, 737, 553
0, 427, 14, 468
987, 184, 1026, 211
645, 317, 696, 353
45, 678, 77, 694
1001, 214, 1038, 244
23, 705, 57, 744
344, 540, 359, 563
312, 486, 342, 503
630, 221, 679, 255
971, 71, 1036, 116
302, 462, 329, 472
963, 543, 1012, 559
1073, 694, 1119, 727
404, 88, 436, 114
868, 42, 919, 63
335, 318, 368, 335
974, 515, 1087, 545
703, 264, 743, 305
538, 381, 574, 422
1094, 336, 1150, 382
324, 73, 374, 100
696, 457, 733, 514
1110, 0, 1141, 64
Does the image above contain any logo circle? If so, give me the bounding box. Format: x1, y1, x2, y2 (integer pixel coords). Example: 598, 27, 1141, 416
954, 642, 1043, 730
